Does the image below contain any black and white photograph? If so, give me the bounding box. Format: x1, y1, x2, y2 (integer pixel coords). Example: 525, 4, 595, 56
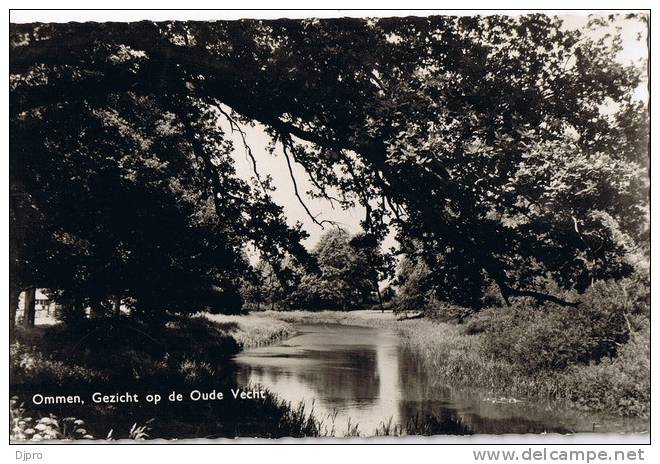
7, 8, 650, 446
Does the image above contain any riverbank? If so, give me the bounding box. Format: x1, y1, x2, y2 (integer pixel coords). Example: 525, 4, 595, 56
255, 310, 650, 420
10, 315, 315, 440
10, 307, 648, 440
201, 313, 295, 349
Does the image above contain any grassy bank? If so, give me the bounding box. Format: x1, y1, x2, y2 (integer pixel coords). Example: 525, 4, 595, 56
258, 309, 402, 328
260, 309, 650, 419
395, 320, 650, 418
201, 313, 294, 349
10, 314, 303, 441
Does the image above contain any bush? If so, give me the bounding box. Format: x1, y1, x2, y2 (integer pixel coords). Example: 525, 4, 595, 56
473, 285, 632, 373
580, 274, 650, 327
178, 359, 218, 384
10, 397, 95, 441
424, 302, 476, 322
562, 326, 650, 417
10, 341, 102, 386
11, 315, 240, 387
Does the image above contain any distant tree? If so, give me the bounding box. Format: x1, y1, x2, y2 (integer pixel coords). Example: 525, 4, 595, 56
349, 233, 394, 310
392, 255, 435, 315
288, 229, 354, 309
285, 230, 389, 310
241, 272, 265, 312
242, 259, 292, 311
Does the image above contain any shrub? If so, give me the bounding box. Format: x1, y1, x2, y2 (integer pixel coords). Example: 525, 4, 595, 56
562, 326, 650, 417
580, 275, 650, 327
475, 294, 629, 373
10, 341, 102, 386
12, 315, 240, 387
425, 302, 476, 322
466, 276, 649, 374
178, 359, 217, 384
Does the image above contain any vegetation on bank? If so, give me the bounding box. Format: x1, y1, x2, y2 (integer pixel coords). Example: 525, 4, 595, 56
11, 311, 466, 440
262, 274, 650, 420
10, 273, 650, 441
9, 314, 302, 441
397, 316, 650, 419
201, 313, 294, 349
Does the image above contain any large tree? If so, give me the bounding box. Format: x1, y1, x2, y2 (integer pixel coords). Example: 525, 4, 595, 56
10, 83, 310, 325
10, 14, 649, 313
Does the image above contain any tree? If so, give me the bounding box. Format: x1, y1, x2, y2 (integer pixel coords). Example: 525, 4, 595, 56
10, 88, 310, 324
22, 287, 36, 328
241, 259, 290, 311
284, 229, 389, 310
392, 255, 435, 314
10, 14, 649, 310
287, 229, 356, 310
349, 233, 394, 310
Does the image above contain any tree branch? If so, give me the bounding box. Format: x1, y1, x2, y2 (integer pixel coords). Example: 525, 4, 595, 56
279, 136, 337, 229
215, 104, 269, 194
500, 286, 580, 308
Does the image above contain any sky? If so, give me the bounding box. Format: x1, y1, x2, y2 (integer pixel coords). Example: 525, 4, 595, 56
221, 13, 649, 251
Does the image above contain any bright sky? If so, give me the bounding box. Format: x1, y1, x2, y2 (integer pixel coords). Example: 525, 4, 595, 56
223, 13, 648, 251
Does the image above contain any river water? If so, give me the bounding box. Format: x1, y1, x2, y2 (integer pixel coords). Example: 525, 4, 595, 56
233, 323, 648, 437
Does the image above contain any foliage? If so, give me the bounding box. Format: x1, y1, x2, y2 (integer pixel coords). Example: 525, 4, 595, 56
10, 398, 94, 440
7, 14, 650, 438
292, 229, 369, 309
11, 316, 240, 387
10, 83, 310, 322
247, 229, 390, 311
10, 340, 103, 386
10, 396, 157, 441
472, 298, 628, 373
561, 325, 650, 417
465, 274, 649, 373
392, 252, 478, 318
392, 255, 434, 313
9, 14, 649, 309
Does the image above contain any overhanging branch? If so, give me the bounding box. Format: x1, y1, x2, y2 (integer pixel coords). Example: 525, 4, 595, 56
280, 136, 337, 230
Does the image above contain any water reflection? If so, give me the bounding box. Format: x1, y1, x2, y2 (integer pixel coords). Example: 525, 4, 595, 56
233, 323, 648, 436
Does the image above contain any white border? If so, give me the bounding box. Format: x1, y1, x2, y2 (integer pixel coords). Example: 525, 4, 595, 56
2, 2, 656, 461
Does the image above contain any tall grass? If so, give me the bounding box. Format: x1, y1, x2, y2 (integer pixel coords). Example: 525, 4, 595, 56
263, 308, 649, 419
258, 309, 400, 328
392, 321, 647, 418
201, 313, 295, 349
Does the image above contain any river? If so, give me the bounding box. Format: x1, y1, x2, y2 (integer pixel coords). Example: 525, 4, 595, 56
233, 323, 648, 437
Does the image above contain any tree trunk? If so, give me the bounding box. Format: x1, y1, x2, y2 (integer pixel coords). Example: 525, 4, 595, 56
9, 281, 20, 336
376, 286, 384, 313
90, 306, 104, 318
113, 295, 121, 316
23, 287, 36, 328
